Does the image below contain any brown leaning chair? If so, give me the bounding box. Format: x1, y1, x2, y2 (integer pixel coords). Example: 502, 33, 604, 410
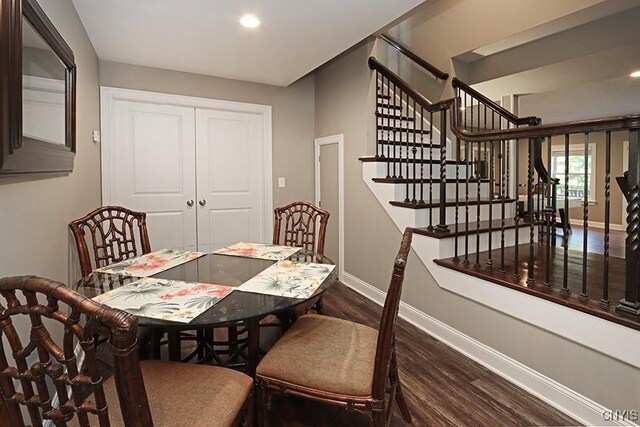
256, 227, 414, 426
0, 275, 253, 427
69, 205, 152, 277
273, 201, 330, 314
69, 206, 159, 358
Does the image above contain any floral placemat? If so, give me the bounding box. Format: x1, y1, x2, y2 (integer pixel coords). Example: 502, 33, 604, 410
94, 249, 205, 277
92, 278, 234, 323
236, 260, 335, 299
213, 242, 301, 261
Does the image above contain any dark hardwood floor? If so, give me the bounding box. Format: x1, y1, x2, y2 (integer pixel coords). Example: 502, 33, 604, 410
267, 282, 580, 427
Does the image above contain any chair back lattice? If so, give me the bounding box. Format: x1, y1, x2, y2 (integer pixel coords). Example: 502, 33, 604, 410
69, 206, 152, 277
372, 228, 413, 401
273, 201, 330, 256
0, 276, 152, 426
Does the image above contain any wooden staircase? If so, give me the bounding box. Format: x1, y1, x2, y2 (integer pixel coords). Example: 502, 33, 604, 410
362, 74, 527, 257
364, 34, 640, 332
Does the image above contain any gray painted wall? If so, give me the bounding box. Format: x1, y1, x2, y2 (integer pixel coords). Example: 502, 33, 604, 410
99, 61, 316, 210
0, 0, 101, 410
0, 0, 100, 284
315, 6, 640, 413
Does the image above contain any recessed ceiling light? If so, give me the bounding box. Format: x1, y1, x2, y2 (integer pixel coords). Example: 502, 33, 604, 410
240, 14, 260, 29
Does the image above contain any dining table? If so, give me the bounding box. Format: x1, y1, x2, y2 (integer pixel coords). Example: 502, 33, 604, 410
74, 248, 337, 377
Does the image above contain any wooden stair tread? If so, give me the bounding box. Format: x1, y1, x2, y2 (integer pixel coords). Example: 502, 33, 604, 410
377, 140, 438, 148
390, 197, 516, 209
434, 243, 638, 331
379, 126, 430, 134
359, 156, 463, 165
374, 177, 490, 184
377, 103, 402, 110
414, 218, 527, 239
376, 112, 415, 121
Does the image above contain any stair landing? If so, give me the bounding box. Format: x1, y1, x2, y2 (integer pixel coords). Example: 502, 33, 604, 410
434, 239, 638, 330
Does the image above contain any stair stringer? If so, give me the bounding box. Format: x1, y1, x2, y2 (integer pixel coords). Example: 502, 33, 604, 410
362, 161, 640, 368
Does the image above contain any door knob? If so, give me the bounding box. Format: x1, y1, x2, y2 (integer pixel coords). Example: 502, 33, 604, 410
186, 200, 194, 207
199, 199, 206, 206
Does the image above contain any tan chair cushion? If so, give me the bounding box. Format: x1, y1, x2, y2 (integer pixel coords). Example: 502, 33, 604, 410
256, 314, 378, 397
71, 360, 252, 427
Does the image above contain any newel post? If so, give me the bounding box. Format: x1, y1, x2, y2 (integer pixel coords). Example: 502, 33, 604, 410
617, 128, 640, 316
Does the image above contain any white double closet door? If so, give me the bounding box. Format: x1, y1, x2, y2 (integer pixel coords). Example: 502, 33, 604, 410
102, 89, 270, 253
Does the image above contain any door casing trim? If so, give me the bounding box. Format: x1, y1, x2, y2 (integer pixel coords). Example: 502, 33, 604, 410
314, 134, 344, 281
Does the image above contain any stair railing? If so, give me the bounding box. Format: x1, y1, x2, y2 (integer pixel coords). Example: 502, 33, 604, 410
369, 57, 452, 232
370, 50, 640, 325
378, 34, 449, 81
450, 102, 640, 318
451, 77, 542, 271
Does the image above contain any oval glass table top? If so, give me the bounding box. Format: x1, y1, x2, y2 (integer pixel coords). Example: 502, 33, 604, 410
75, 251, 336, 328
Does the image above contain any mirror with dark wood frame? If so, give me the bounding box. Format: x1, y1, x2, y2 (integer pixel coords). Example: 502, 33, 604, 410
0, 0, 76, 178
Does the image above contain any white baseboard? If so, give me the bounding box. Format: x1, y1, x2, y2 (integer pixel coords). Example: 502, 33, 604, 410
568, 218, 625, 231
341, 271, 637, 427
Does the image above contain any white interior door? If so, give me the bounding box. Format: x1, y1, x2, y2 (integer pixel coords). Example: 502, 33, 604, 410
196, 108, 265, 252
109, 100, 197, 251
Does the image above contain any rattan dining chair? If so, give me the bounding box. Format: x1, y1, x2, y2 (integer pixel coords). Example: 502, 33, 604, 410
256, 227, 414, 427
0, 275, 253, 427
273, 201, 330, 315
273, 201, 330, 257
68, 206, 152, 278
69, 206, 162, 358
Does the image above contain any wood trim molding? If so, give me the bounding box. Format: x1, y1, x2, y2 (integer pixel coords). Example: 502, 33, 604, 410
314, 134, 345, 281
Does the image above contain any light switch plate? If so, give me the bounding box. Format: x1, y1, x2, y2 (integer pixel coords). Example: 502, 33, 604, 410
278, 177, 286, 188
92, 130, 101, 143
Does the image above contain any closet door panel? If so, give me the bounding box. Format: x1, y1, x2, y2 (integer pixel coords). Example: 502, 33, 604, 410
207, 208, 252, 249
196, 108, 265, 252
110, 101, 197, 251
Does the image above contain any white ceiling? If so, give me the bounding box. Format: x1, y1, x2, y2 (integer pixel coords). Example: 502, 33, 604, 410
72, 0, 425, 86
469, 0, 639, 58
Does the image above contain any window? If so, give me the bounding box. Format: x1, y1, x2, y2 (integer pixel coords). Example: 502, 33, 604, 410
550, 143, 596, 202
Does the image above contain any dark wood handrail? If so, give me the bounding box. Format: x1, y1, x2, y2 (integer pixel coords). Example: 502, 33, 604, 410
452, 77, 539, 126
450, 96, 640, 141
369, 57, 453, 113
379, 34, 449, 81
